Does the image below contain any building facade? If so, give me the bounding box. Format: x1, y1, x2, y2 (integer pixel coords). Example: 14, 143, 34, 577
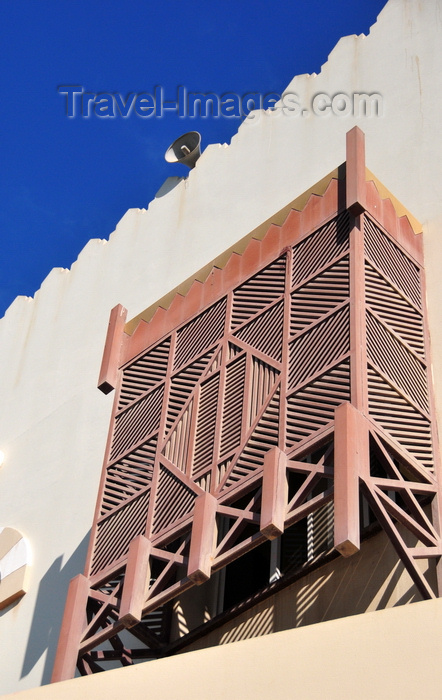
1, 1, 442, 696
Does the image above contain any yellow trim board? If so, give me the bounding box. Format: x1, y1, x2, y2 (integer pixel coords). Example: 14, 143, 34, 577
365, 168, 422, 234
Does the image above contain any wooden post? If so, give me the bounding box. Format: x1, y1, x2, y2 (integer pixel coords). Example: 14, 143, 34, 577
188, 493, 217, 584
260, 447, 288, 539
119, 535, 152, 626
51, 574, 90, 683
346, 126, 366, 215
334, 402, 369, 557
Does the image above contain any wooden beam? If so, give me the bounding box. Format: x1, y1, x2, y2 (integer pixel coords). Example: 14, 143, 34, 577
373, 487, 439, 547
98, 304, 127, 394
362, 481, 436, 600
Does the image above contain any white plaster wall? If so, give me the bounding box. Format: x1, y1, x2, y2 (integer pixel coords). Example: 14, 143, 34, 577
1, 0, 442, 693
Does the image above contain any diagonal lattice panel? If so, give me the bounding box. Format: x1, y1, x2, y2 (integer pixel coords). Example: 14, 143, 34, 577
370, 433, 434, 489
286, 359, 351, 447
364, 216, 422, 309
231, 255, 286, 328
91, 491, 150, 576
219, 354, 247, 458
101, 437, 157, 515
166, 347, 218, 432
290, 255, 349, 335
367, 365, 433, 469
174, 298, 227, 370
110, 385, 164, 460
288, 304, 350, 390
118, 337, 171, 409
365, 261, 425, 358
291, 212, 350, 287
221, 386, 280, 490
163, 401, 193, 473
151, 465, 196, 535
192, 373, 221, 478
366, 311, 429, 414
248, 357, 280, 428
234, 300, 284, 362
206, 347, 223, 374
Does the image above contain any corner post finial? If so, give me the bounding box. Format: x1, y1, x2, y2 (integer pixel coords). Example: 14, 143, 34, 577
346, 127, 366, 215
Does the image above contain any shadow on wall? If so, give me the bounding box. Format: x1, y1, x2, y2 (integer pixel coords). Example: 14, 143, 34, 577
184, 528, 434, 652
20, 532, 90, 685
155, 176, 183, 198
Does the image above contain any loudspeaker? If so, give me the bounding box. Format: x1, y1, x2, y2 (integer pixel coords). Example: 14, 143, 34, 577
165, 131, 201, 169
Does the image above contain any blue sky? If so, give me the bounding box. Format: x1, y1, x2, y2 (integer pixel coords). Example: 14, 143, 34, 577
0, 0, 386, 318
